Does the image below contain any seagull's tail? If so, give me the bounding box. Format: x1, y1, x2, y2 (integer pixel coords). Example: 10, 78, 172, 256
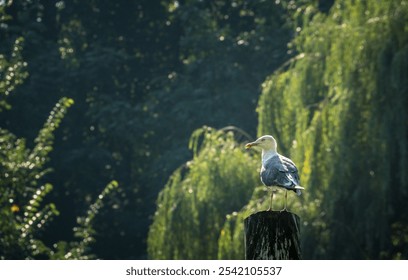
294, 185, 304, 196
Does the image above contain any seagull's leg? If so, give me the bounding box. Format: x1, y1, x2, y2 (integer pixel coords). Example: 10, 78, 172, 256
281, 190, 288, 212
267, 189, 274, 211
268, 189, 278, 211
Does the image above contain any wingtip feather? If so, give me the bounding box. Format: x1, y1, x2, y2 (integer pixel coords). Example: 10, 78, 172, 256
295, 185, 304, 196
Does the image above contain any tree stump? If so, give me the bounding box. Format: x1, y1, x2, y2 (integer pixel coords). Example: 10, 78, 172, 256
244, 211, 301, 260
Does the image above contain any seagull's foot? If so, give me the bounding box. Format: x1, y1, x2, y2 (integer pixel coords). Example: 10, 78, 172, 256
280, 208, 288, 212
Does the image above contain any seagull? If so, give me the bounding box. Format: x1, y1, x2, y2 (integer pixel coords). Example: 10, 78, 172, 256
245, 135, 304, 211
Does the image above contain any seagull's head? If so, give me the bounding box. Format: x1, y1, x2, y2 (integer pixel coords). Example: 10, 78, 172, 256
245, 135, 277, 152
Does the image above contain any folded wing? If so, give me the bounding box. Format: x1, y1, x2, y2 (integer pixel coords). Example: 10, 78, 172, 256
260, 154, 303, 194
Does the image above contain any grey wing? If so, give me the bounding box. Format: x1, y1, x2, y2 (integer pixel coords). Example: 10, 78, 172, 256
260, 163, 279, 186
279, 155, 301, 186
263, 155, 300, 190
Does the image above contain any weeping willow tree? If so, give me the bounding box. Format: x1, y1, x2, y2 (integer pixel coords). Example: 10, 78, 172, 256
147, 127, 259, 259
149, 0, 408, 260
220, 0, 407, 259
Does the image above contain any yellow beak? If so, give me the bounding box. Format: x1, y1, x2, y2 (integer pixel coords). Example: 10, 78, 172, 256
245, 143, 254, 149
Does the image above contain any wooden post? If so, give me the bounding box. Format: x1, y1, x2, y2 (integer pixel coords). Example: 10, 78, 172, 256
244, 211, 301, 260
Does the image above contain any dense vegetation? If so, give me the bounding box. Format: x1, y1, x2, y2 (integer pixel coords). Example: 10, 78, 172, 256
256, 0, 408, 259
148, 0, 408, 259
1, 0, 407, 260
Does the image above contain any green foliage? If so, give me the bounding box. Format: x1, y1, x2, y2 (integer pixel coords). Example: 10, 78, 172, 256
0, 98, 73, 258
0, 94, 119, 259
255, 0, 408, 259
2, 0, 406, 260
52, 180, 119, 260
0, 0, 299, 259
147, 127, 258, 259
149, 0, 408, 260
0, 37, 28, 111
148, 0, 293, 178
